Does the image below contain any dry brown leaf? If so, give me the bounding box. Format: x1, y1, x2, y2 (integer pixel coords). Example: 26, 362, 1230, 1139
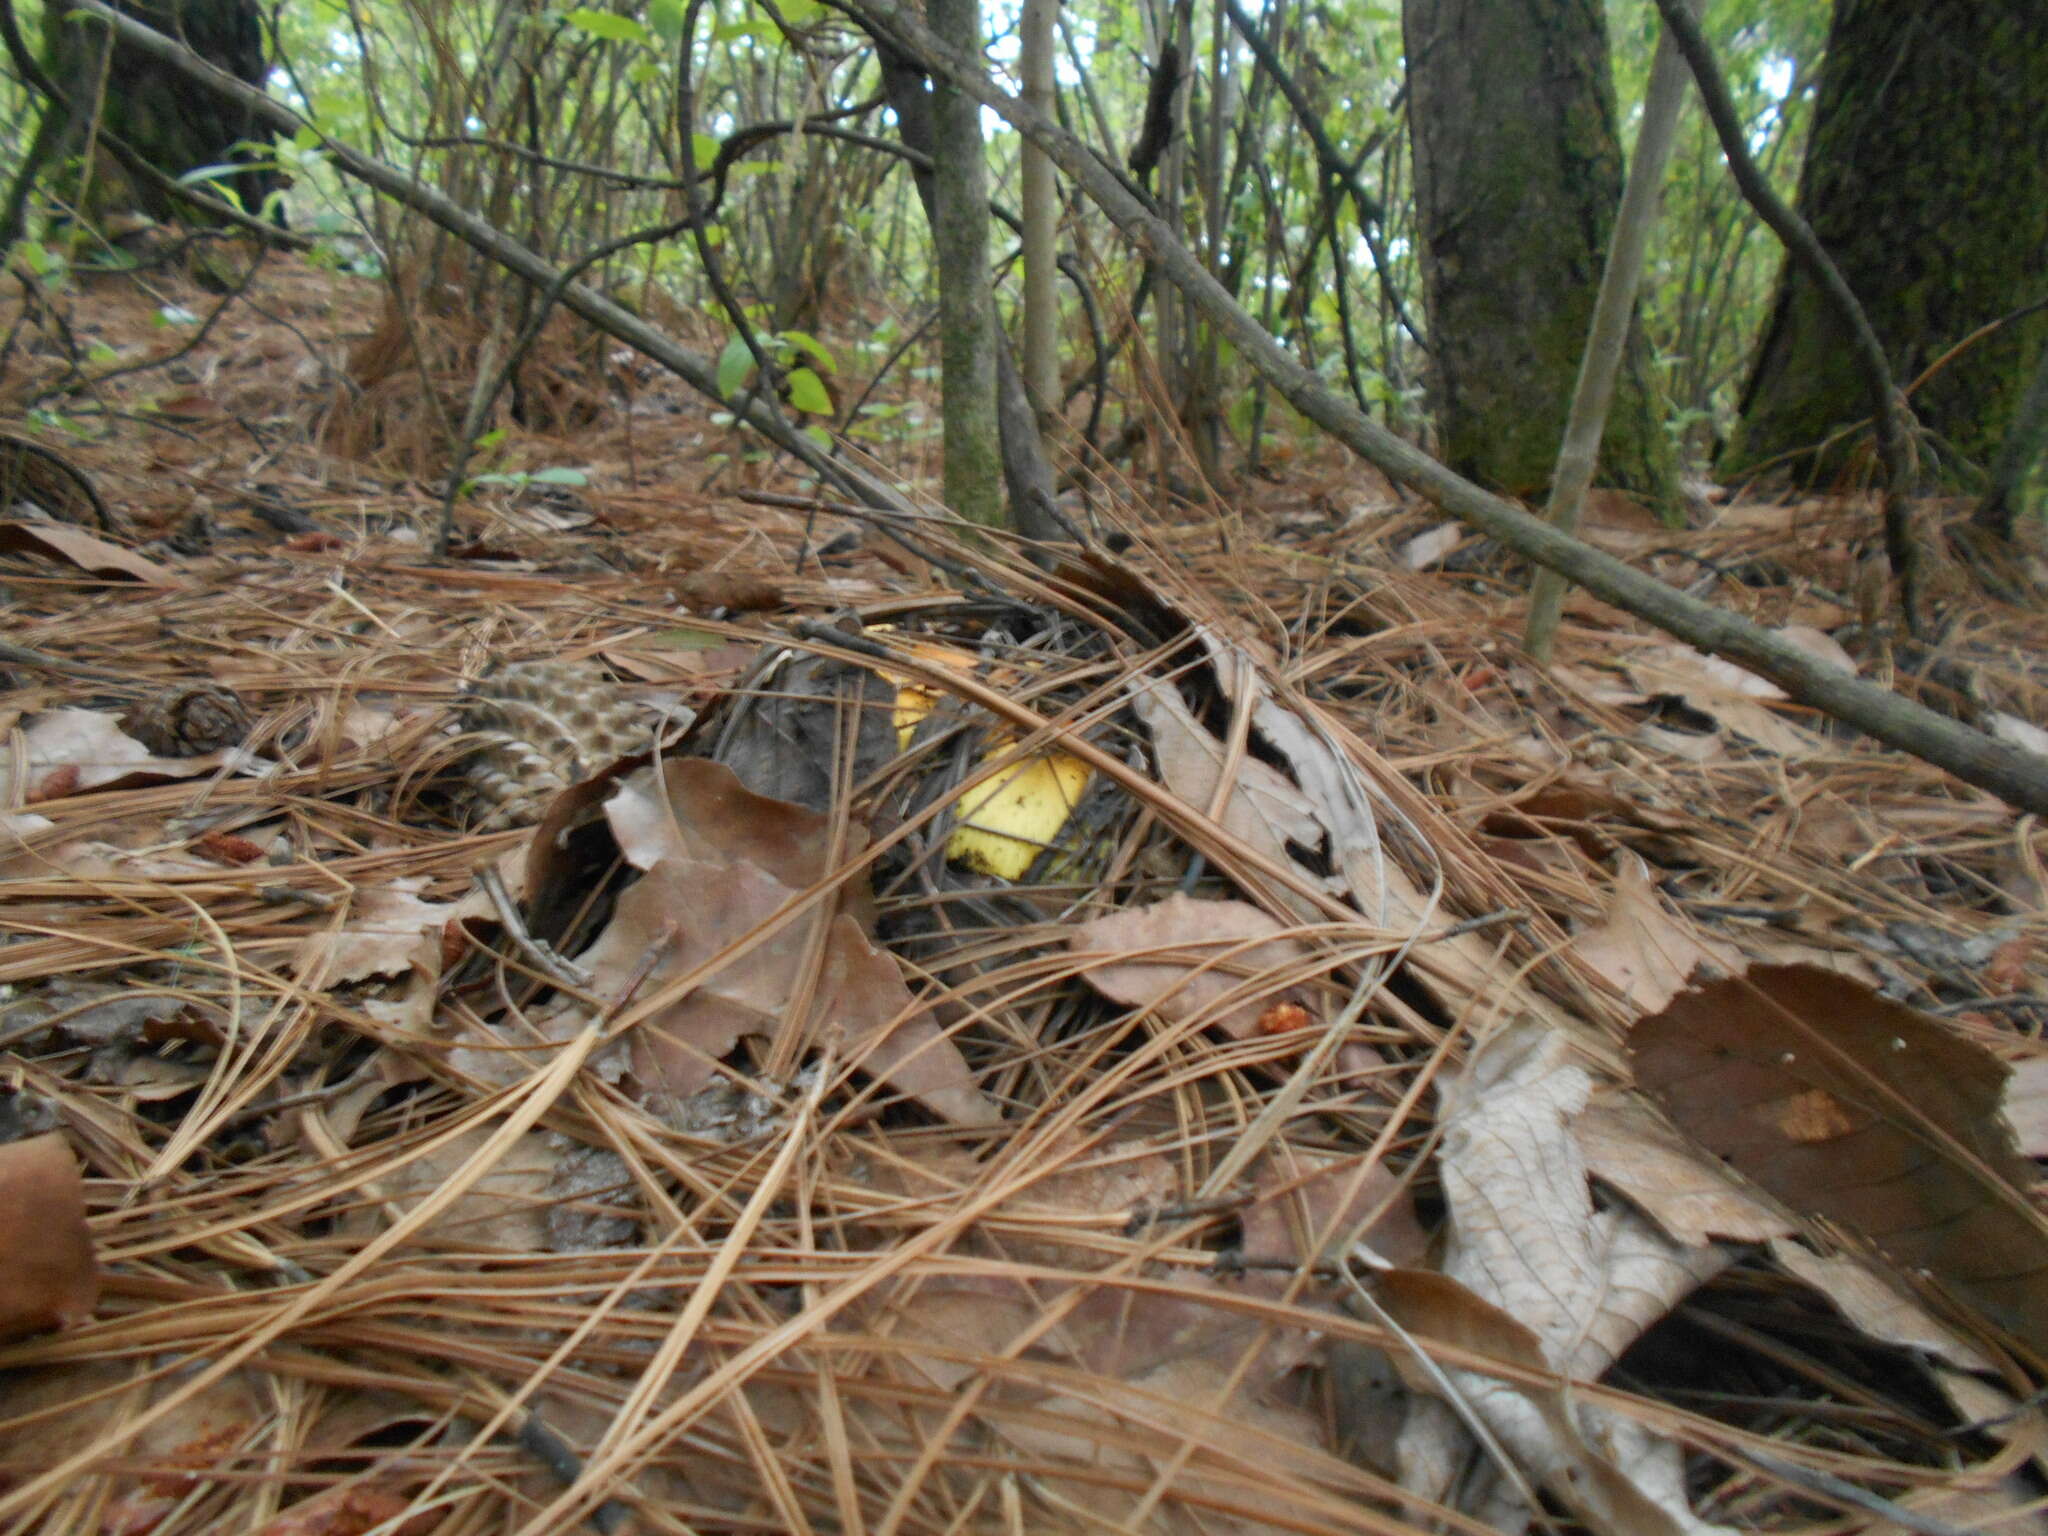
0, 1131, 97, 1339
1372, 1268, 1716, 1536
1574, 852, 1741, 1013
1769, 1238, 1996, 1373
1131, 677, 1322, 875
1576, 1088, 1795, 1246
1242, 1151, 1430, 1270
1069, 893, 1313, 1039
1858, 1483, 2048, 1536
0, 520, 182, 583
305, 879, 490, 985
572, 759, 997, 1126
1633, 965, 2048, 1355
1434, 1025, 1733, 1379
1624, 642, 1821, 757
337, 1125, 555, 1251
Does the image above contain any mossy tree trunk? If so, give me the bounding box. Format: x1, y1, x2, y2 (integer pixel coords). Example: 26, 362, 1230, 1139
1, 0, 284, 246
1402, 0, 1677, 503
925, 0, 1006, 531
1722, 0, 2048, 494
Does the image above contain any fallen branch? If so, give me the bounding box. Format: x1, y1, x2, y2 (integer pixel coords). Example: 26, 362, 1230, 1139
832, 0, 2048, 818
64, 0, 2048, 816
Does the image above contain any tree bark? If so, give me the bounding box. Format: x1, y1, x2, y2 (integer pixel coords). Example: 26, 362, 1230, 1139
1723, 0, 2048, 490
82, 0, 2048, 815
925, 0, 1006, 530
1018, 0, 1059, 421
4, 0, 284, 240
1403, 0, 1677, 503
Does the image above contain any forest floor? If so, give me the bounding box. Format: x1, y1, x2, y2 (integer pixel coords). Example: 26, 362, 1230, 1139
3, 245, 2048, 1535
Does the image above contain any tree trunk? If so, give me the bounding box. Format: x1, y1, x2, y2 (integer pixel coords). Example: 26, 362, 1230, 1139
2, 0, 284, 244
1723, 0, 2048, 491
925, 0, 1006, 530
1018, 0, 1059, 422
1402, 0, 1676, 503
874, 39, 1064, 543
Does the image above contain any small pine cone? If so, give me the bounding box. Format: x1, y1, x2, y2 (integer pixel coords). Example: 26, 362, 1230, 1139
122, 683, 252, 756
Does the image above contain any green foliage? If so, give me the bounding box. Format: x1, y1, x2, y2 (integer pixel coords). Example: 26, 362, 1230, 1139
562, 8, 652, 45
0, 0, 1840, 488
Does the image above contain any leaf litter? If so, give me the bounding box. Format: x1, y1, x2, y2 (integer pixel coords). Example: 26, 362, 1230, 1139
2, 256, 2048, 1535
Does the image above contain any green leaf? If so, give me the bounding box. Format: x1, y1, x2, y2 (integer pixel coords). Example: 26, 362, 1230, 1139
177, 160, 254, 186
18, 242, 55, 276
648, 0, 686, 40
528, 466, 589, 485
777, 330, 836, 372
692, 132, 720, 171
716, 335, 754, 398
785, 367, 832, 415
775, 0, 824, 23
565, 7, 649, 44
474, 427, 508, 450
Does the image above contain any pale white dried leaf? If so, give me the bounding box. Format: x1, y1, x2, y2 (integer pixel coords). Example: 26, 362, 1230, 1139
1987, 711, 2048, 758
1130, 677, 1321, 878
1398, 523, 1463, 570
2002, 1055, 2048, 1158
1396, 1023, 1738, 1533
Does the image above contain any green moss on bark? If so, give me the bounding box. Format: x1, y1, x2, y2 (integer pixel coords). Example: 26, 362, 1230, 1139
1404, 0, 1677, 504
1724, 0, 2048, 487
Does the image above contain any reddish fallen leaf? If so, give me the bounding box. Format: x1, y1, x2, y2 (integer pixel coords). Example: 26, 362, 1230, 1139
0, 1131, 98, 1340
27, 764, 81, 803
285, 531, 347, 553
142, 1006, 230, 1047
104, 1422, 251, 1536
1633, 965, 2048, 1354
191, 830, 265, 865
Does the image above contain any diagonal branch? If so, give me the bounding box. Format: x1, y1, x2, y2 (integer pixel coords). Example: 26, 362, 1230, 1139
1646, 0, 1924, 628
61, 0, 914, 524
832, 0, 2048, 815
